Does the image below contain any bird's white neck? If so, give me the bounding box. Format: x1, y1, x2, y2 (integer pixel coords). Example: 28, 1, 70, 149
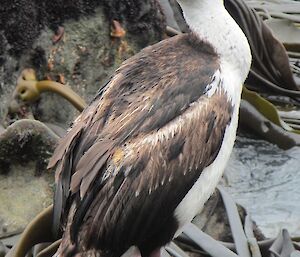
177, 0, 251, 84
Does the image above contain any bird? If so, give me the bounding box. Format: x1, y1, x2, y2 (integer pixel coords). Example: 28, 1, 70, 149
48, 0, 252, 256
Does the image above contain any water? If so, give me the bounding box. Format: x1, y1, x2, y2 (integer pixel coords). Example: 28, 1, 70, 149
224, 134, 300, 238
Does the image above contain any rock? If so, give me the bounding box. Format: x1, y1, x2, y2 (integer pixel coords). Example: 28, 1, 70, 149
0, 119, 59, 237
0, 0, 165, 127
0, 119, 59, 174
0, 162, 53, 238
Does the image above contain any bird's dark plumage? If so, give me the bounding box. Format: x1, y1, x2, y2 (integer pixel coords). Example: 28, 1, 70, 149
48, 33, 233, 256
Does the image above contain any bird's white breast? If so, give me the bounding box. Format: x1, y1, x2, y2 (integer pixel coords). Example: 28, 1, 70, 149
174, 67, 241, 236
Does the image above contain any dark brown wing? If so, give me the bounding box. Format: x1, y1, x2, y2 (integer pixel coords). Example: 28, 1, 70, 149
48, 33, 232, 255
75, 90, 232, 255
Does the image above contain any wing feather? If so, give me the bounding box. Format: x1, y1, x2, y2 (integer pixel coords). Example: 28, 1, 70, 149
50, 33, 234, 255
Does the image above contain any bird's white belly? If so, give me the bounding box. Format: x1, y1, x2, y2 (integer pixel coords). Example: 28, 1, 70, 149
174, 104, 239, 237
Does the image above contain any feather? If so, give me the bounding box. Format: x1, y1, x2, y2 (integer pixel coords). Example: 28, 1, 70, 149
70, 139, 113, 195
48, 122, 83, 169
79, 151, 111, 198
